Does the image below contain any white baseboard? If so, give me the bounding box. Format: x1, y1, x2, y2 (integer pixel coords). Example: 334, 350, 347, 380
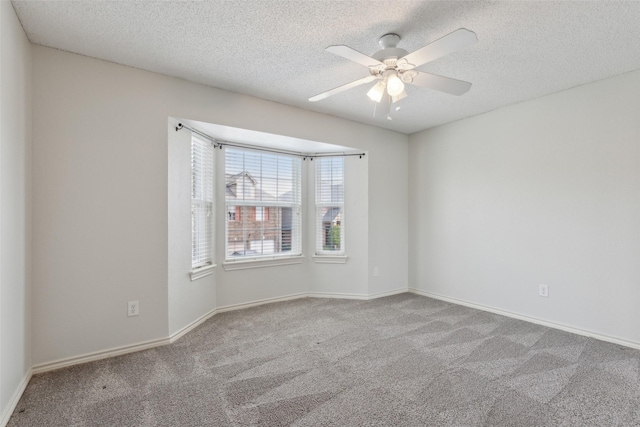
367, 288, 409, 299
408, 288, 640, 351
308, 288, 407, 300
215, 292, 308, 313
308, 291, 370, 300
32, 336, 170, 375
27, 292, 306, 376
27, 288, 408, 376
1, 369, 32, 427
169, 308, 218, 343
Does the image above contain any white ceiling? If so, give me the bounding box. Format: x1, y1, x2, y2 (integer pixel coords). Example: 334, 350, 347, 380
12, 1, 640, 134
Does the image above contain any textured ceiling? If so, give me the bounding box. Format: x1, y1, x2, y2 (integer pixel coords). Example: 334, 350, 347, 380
12, 1, 640, 134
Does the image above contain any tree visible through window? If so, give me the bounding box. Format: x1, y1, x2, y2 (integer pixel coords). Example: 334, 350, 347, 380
315, 157, 345, 255
225, 148, 301, 259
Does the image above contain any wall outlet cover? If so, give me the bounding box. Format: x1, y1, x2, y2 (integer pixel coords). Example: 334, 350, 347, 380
128, 300, 139, 316
539, 284, 549, 298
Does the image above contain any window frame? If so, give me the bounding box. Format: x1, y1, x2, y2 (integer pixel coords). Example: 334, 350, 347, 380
223, 147, 303, 266
315, 157, 346, 257
190, 135, 215, 278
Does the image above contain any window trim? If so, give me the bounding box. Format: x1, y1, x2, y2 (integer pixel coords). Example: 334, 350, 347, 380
312, 255, 348, 264
190, 263, 217, 281
224, 147, 302, 262
191, 135, 215, 270
315, 157, 346, 256
222, 255, 304, 271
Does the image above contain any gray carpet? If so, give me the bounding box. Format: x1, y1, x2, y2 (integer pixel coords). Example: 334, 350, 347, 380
9, 293, 640, 426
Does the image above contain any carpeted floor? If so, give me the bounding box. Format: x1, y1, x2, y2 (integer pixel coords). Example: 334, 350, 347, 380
9, 293, 640, 426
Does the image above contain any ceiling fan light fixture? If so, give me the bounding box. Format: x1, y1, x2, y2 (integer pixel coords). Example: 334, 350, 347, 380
367, 81, 386, 103
385, 71, 405, 97
391, 90, 407, 104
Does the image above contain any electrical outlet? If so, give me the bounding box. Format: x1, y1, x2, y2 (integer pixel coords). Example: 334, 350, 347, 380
373, 267, 379, 277
539, 284, 549, 298
128, 300, 139, 316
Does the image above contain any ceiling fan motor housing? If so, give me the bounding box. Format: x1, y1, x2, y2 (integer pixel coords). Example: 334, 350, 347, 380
372, 47, 409, 63
371, 34, 409, 77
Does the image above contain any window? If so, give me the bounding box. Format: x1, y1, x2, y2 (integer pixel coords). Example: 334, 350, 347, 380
191, 135, 214, 269
255, 206, 268, 222
225, 148, 301, 260
315, 157, 345, 255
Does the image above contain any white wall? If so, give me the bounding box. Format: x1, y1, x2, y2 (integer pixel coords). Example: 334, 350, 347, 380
366, 137, 409, 296
306, 155, 369, 297
167, 119, 217, 335
32, 45, 409, 366
0, 0, 32, 420
32, 47, 171, 366
409, 70, 640, 344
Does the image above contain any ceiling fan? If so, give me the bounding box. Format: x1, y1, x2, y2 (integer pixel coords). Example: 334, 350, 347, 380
309, 29, 477, 119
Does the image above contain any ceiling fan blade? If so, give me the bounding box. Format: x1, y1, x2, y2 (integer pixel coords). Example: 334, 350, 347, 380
407, 71, 472, 96
326, 45, 385, 68
400, 28, 477, 69
309, 75, 377, 102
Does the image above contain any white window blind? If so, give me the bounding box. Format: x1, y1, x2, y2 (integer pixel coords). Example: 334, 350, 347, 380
315, 157, 345, 255
225, 148, 302, 260
191, 135, 214, 268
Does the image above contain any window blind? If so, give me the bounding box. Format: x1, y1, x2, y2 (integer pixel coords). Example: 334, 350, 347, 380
191, 135, 214, 268
225, 148, 302, 259
315, 157, 345, 255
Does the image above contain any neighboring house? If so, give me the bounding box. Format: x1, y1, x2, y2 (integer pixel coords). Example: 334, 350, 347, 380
225, 171, 293, 257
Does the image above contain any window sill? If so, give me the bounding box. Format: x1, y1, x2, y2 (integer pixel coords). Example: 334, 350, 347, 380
223, 255, 305, 271
312, 255, 348, 264
190, 264, 217, 281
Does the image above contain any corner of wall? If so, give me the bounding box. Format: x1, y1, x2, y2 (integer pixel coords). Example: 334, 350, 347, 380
167, 118, 217, 337
0, 0, 33, 423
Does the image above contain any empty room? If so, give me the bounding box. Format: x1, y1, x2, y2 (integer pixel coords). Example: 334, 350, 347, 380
2, 0, 640, 425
